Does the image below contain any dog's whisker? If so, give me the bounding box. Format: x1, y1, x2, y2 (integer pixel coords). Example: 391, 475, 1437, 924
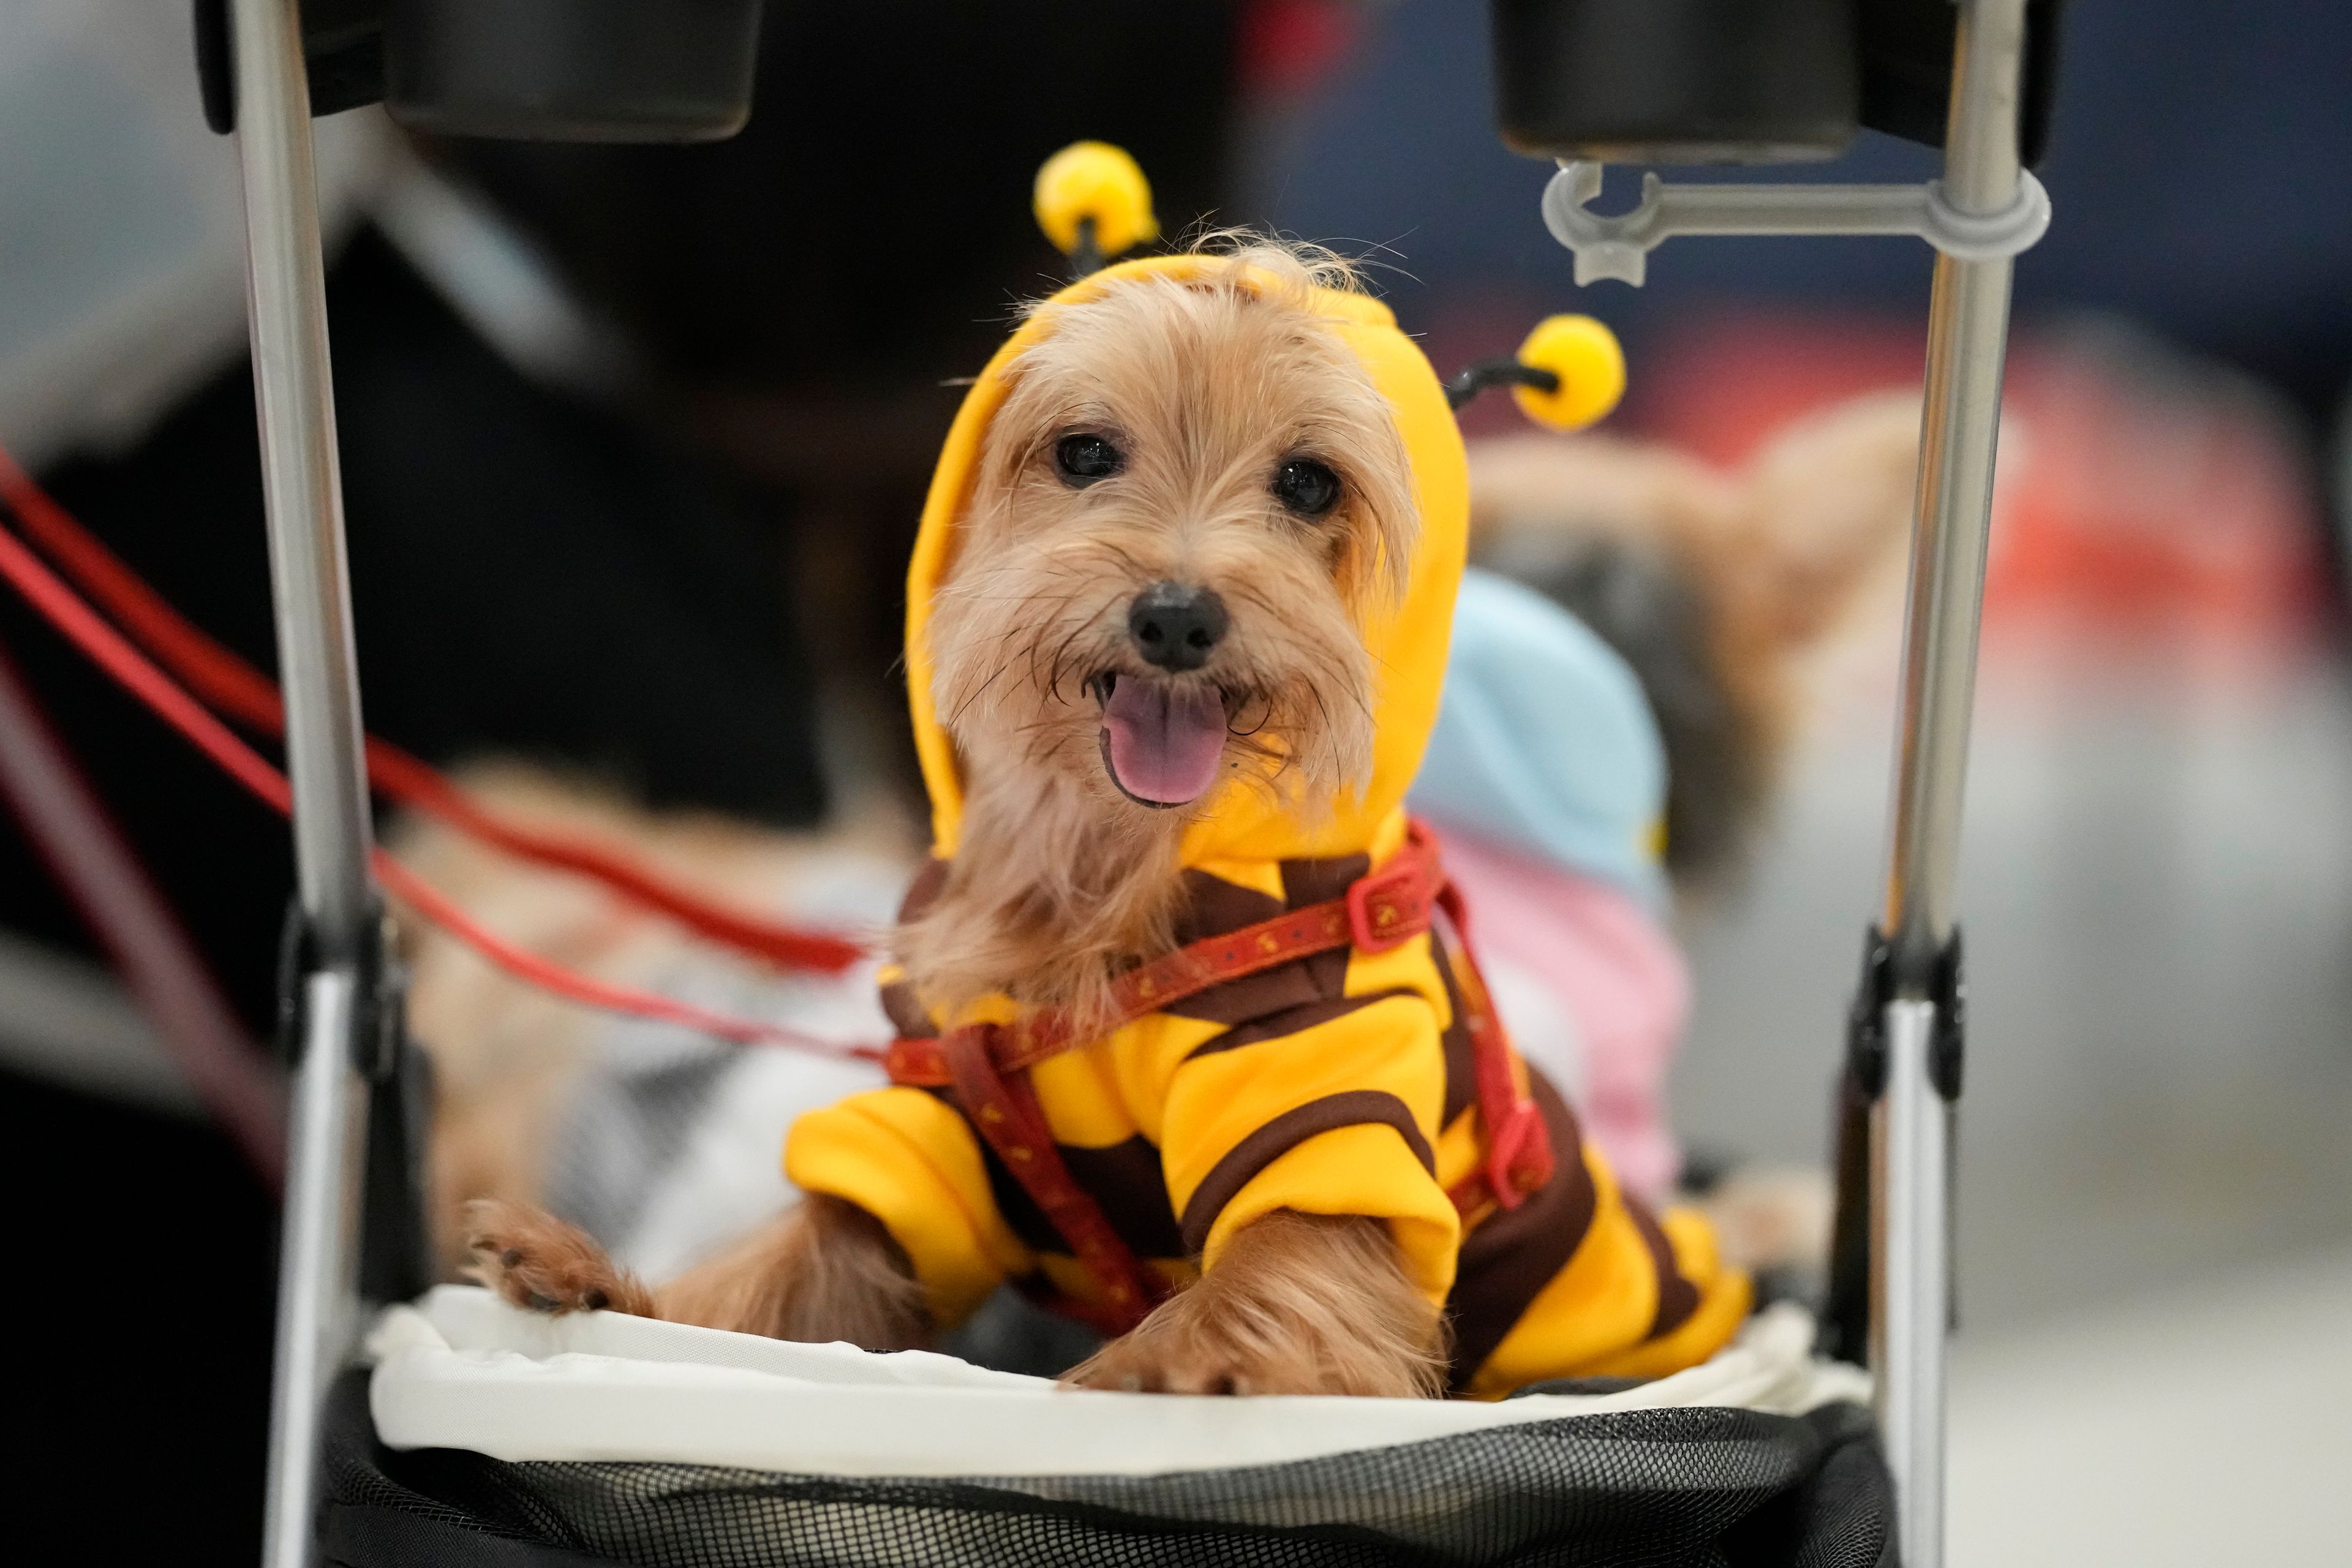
946, 659, 1014, 728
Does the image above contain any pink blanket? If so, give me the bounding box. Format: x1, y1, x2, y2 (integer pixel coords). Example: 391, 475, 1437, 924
1437, 827, 1689, 1202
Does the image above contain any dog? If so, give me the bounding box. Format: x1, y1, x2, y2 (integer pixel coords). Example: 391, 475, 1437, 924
1465, 391, 1920, 891
410, 398, 1917, 1302
459, 241, 1831, 1399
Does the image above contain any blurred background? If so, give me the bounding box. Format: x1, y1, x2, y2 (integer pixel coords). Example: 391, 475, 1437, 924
2, 1, 2347, 1560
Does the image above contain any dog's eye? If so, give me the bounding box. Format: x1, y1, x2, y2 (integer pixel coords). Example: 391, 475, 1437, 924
1053, 434, 1124, 486
1272, 458, 1341, 518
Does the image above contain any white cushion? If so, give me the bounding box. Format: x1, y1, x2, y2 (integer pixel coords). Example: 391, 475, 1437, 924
368, 1287, 1868, 1478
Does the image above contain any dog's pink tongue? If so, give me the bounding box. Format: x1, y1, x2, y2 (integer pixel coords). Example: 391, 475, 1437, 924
1101, 680, 1227, 805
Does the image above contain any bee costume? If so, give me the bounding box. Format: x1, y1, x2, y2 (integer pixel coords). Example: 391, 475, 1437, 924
784, 241, 1749, 1395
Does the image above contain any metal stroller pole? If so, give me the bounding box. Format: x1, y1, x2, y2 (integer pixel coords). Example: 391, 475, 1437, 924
227, 1, 381, 1564
1525, 21, 2048, 1542
1872, 3, 2031, 1564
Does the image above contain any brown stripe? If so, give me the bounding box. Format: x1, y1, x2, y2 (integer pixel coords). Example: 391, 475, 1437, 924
880, 862, 952, 1038
1168, 868, 1286, 945
1427, 939, 1479, 1124
1182, 988, 1415, 1061
1281, 853, 1366, 999
1444, 1073, 1594, 1389
1158, 959, 1332, 1026
1160, 870, 1325, 1024
1626, 1195, 1702, 1341
1278, 853, 1370, 908
1159, 854, 1375, 1025
960, 1120, 1186, 1261
1178, 1091, 1434, 1254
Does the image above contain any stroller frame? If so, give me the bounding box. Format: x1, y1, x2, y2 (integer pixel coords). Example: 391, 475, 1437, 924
1537, 6, 2042, 1564
234, 2, 2039, 1564
226, 4, 383, 1568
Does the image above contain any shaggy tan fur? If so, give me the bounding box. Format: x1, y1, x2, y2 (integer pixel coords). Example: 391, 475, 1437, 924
903, 241, 1417, 1033
1063, 1212, 1446, 1397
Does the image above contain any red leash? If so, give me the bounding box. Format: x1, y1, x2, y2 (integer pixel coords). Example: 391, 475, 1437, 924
0, 472, 881, 1065
0, 633, 286, 1185
0, 447, 862, 976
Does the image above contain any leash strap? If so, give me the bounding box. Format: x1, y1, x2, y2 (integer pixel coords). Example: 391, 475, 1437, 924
1435, 880, 1555, 1213
0, 448, 862, 974
942, 1022, 1168, 1333
0, 500, 879, 1062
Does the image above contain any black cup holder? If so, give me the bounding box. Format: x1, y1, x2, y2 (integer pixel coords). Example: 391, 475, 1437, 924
383, 0, 764, 142
1491, 0, 2062, 168
1491, 0, 1862, 165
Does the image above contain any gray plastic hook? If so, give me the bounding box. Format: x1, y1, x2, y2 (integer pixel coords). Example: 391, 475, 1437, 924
1540, 159, 2051, 286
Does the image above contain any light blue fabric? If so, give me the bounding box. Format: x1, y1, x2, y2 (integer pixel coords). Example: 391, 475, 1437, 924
1409, 567, 1669, 910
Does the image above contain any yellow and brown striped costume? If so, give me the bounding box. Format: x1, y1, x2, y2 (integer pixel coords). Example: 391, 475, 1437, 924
783, 254, 1750, 1395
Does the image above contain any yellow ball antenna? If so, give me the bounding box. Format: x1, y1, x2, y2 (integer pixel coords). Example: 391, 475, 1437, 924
1442, 315, 1627, 430
1034, 141, 1158, 276
1509, 314, 1627, 431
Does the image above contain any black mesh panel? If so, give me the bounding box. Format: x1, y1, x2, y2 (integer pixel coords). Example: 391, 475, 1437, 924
319, 1371, 1893, 1567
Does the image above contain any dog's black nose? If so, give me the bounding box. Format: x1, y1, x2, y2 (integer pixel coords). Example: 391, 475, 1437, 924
1128, 581, 1229, 671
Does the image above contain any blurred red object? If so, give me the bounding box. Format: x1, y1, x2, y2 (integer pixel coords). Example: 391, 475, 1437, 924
1635, 312, 2332, 666
1238, 0, 1362, 100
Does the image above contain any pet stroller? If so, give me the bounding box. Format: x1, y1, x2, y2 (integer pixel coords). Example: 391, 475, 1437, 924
186, 2, 2055, 1564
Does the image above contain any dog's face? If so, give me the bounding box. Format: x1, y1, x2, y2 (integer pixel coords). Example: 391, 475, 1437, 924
929, 256, 1418, 818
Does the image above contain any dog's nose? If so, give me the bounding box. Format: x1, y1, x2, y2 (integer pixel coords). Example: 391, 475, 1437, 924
1127, 581, 1229, 671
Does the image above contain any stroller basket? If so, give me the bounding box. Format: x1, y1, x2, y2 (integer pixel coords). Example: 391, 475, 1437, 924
325, 1387, 1889, 1568
329, 1295, 1888, 1567
328, 1291, 1884, 1564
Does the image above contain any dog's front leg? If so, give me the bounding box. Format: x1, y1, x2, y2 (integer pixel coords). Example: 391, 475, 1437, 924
658, 1193, 931, 1348
465, 1194, 931, 1351
1061, 1210, 1444, 1397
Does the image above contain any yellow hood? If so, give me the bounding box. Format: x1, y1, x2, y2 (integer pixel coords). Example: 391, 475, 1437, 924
905, 254, 1469, 867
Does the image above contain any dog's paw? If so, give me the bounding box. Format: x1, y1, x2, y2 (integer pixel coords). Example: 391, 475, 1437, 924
1062, 1316, 1327, 1396
1692, 1166, 1833, 1275
1058, 1287, 1425, 1397
1061, 1212, 1443, 1397
462, 1197, 652, 1316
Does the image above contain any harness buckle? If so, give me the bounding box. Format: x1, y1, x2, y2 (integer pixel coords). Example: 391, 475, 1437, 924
1346, 849, 1434, 955
884, 1035, 948, 1085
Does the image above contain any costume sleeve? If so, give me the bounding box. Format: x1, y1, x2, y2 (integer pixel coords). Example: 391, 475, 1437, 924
1156, 982, 1462, 1306
784, 1087, 1033, 1330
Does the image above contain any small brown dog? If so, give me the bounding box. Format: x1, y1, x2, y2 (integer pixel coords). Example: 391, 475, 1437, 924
467, 241, 1761, 1398
1467, 391, 1920, 887
471, 240, 1449, 1395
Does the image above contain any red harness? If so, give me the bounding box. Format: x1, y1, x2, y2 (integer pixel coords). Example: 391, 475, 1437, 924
883, 821, 1555, 1335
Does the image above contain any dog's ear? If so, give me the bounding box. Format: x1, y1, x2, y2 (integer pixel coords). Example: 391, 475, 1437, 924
951, 354, 1072, 570
1457, 401, 1916, 892
1722, 391, 1920, 651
